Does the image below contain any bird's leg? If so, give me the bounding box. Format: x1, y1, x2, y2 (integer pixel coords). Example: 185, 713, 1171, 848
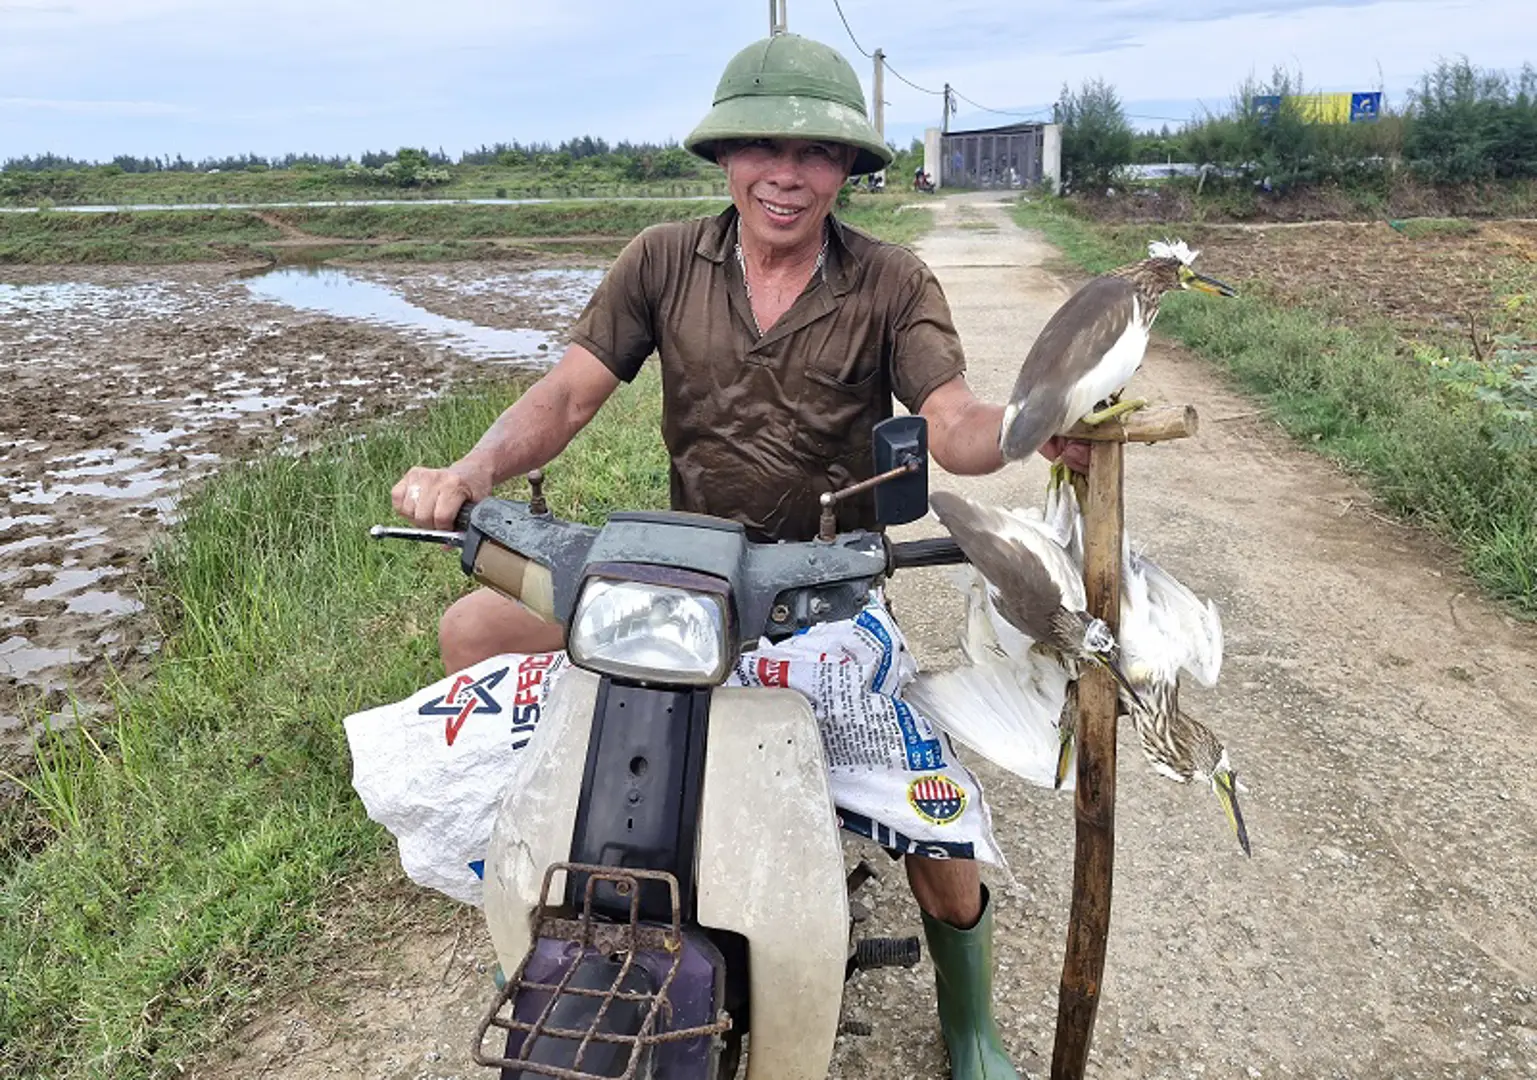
1069, 468, 1090, 511
1047, 458, 1070, 494
1054, 681, 1079, 790
1080, 397, 1149, 426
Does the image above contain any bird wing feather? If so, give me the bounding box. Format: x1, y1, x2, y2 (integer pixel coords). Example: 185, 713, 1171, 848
904, 659, 1072, 791
931, 492, 1086, 648
1119, 547, 1223, 688
1136, 552, 1224, 686
1002, 277, 1141, 457
959, 567, 1009, 664
1042, 481, 1086, 565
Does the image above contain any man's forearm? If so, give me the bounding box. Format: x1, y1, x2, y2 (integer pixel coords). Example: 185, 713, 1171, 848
934, 400, 1006, 476
451, 379, 582, 492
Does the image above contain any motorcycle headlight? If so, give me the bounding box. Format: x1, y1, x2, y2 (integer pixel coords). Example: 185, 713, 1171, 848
568, 572, 732, 686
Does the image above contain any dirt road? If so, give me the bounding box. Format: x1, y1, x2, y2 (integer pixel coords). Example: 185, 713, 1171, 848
204, 194, 1537, 1079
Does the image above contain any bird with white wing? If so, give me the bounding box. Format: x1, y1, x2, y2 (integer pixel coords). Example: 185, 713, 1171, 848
907, 490, 1142, 791
1119, 543, 1251, 856
908, 486, 1253, 854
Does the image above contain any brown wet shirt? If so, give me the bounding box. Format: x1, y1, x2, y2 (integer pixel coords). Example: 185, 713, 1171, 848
568, 207, 966, 543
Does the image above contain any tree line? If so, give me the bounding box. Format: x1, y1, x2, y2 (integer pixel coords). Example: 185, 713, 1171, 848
2, 138, 703, 178
1058, 57, 1537, 194
0, 138, 716, 200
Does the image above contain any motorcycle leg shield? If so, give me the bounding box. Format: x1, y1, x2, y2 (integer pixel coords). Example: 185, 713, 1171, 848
920, 885, 1022, 1080
694, 684, 848, 1080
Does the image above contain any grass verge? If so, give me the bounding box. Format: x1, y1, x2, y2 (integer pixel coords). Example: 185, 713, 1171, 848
0, 193, 932, 265
839, 193, 937, 248
1014, 197, 1537, 615
0, 372, 669, 1079
272, 199, 727, 240
0, 210, 285, 264
0, 164, 729, 209
0, 201, 729, 265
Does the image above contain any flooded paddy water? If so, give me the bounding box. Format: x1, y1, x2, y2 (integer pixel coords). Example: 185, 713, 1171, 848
0, 260, 603, 753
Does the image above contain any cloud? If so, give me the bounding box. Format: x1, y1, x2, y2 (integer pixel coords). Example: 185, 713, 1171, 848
1063, 34, 1145, 57
0, 96, 190, 116
0, 0, 1529, 160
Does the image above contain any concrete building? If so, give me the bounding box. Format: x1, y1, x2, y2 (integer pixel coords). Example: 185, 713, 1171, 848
923, 122, 1061, 193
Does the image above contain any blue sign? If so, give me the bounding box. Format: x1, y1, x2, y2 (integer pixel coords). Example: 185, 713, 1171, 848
1350, 92, 1383, 123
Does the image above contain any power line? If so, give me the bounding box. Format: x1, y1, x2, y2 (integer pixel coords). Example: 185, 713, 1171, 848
827, 0, 1188, 129
884, 58, 944, 96
829, 0, 941, 94
952, 89, 1054, 119
829, 0, 872, 58
827, 1, 1053, 114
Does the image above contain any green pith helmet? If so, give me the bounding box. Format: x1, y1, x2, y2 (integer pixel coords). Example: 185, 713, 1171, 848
685, 34, 894, 177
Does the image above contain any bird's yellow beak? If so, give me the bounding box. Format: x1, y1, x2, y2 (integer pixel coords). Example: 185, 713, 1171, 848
1187, 271, 1237, 297
1054, 734, 1073, 789
1213, 770, 1252, 856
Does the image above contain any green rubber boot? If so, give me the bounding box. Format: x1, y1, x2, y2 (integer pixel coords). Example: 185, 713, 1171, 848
921, 886, 1022, 1080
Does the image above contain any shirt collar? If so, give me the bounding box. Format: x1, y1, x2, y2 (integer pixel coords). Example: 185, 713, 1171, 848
697, 205, 860, 297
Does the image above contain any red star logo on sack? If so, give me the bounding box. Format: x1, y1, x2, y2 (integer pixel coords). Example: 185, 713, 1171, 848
418, 666, 509, 746
907, 774, 968, 825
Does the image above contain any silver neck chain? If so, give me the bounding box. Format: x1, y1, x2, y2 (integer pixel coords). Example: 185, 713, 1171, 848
734, 229, 830, 335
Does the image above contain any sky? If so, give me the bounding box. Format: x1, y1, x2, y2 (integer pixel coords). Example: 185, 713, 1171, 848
0, 0, 1529, 163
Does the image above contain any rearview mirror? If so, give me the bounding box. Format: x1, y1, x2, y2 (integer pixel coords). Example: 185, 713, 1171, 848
871, 416, 929, 527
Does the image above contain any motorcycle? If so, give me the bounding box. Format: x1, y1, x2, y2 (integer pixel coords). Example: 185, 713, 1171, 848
371, 416, 968, 1080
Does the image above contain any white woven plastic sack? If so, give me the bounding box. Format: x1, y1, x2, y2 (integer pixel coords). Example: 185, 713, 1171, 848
344, 600, 1003, 906
731, 602, 1004, 866
344, 651, 566, 904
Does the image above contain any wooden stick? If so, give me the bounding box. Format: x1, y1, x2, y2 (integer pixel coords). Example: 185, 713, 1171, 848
1063, 404, 1198, 444
1051, 438, 1124, 1080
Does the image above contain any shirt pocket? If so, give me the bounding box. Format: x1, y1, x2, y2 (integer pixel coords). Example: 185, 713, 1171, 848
795, 354, 885, 461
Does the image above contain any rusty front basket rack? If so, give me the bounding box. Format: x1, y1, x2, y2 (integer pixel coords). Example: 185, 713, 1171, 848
471, 862, 731, 1080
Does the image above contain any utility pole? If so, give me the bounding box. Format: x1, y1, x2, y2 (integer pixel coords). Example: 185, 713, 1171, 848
769, 0, 787, 35
942, 83, 953, 134
872, 49, 886, 142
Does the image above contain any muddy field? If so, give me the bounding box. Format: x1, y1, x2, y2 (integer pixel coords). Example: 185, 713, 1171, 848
0, 260, 602, 752
1125, 218, 1537, 349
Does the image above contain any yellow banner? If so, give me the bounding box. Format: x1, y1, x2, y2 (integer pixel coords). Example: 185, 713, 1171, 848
1289, 93, 1355, 124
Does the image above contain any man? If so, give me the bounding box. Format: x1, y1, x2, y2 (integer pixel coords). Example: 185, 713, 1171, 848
394, 33, 1080, 1080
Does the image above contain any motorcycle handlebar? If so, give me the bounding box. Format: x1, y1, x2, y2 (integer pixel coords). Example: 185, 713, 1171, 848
454, 499, 966, 570
454, 500, 477, 532
887, 537, 966, 570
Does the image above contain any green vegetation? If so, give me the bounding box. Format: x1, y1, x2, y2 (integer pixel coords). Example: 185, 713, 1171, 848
275, 199, 725, 240
1014, 199, 1537, 614
0, 200, 727, 265
1177, 68, 1408, 192
0, 199, 933, 1079
0, 209, 233, 265
1, 142, 728, 207
1405, 60, 1537, 183
840, 193, 936, 247
0, 165, 729, 207
1058, 78, 1135, 194
0, 372, 670, 1080
0, 209, 289, 264
1048, 57, 1537, 217
0, 193, 932, 265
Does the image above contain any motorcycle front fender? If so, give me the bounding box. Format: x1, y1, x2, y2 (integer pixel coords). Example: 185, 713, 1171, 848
481, 669, 848, 1080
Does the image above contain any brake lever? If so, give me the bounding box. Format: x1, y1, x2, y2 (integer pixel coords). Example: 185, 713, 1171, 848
368, 525, 465, 548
